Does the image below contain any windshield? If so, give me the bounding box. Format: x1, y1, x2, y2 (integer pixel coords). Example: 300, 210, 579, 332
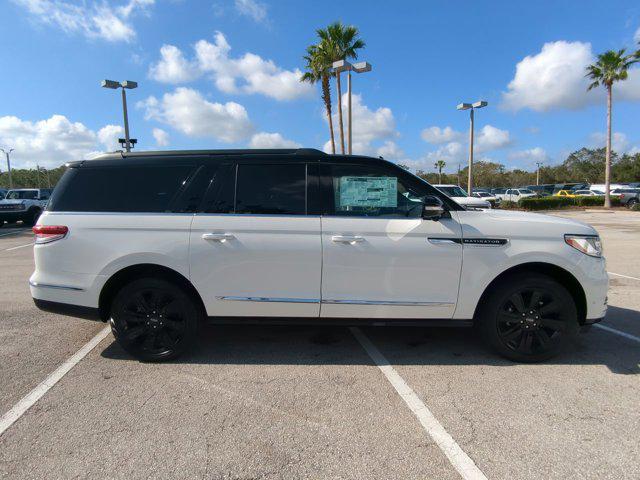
5, 190, 38, 200
519, 189, 534, 194
438, 186, 468, 197
477, 192, 492, 197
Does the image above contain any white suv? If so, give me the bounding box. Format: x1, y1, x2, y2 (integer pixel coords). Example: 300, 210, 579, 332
0, 188, 52, 226
31, 149, 608, 362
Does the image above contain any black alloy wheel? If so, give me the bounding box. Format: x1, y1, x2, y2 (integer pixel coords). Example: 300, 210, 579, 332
479, 273, 579, 362
110, 277, 200, 362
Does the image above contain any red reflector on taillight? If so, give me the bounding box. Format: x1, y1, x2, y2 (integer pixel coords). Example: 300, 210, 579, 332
33, 225, 68, 244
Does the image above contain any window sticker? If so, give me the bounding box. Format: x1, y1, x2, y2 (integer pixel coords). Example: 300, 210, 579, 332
338, 176, 397, 208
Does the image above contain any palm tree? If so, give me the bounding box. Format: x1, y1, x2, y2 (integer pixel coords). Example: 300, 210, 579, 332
434, 160, 446, 184
586, 49, 638, 208
301, 44, 336, 154
317, 22, 365, 154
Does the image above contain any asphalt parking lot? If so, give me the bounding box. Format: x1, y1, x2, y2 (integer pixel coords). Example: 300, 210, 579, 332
0, 211, 639, 480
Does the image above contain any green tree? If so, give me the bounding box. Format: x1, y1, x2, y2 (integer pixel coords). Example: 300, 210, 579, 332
434, 160, 446, 183
301, 44, 336, 153
586, 49, 638, 207
316, 22, 365, 154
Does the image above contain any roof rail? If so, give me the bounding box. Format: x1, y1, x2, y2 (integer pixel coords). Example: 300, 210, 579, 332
294, 148, 326, 155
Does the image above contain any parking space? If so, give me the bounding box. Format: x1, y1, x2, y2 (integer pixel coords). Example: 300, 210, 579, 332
1, 211, 639, 479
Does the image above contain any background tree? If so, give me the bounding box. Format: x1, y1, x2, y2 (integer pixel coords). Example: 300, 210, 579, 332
317, 22, 365, 154
585, 49, 638, 207
434, 160, 446, 183
301, 44, 336, 153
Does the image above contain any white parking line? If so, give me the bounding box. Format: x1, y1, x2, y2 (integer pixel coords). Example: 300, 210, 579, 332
594, 324, 640, 343
350, 327, 487, 480
4, 242, 33, 251
0, 326, 111, 437
608, 271, 640, 282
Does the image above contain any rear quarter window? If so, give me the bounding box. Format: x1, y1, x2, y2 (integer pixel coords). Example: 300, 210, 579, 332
48, 164, 196, 213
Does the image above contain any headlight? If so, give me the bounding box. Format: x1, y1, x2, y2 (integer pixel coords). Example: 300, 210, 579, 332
564, 234, 602, 257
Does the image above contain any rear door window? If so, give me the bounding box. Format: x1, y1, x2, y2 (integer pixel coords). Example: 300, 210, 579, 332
48, 164, 196, 212
235, 164, 306, 215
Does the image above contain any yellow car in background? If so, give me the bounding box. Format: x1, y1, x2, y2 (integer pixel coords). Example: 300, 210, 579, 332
555, 190, 578, 197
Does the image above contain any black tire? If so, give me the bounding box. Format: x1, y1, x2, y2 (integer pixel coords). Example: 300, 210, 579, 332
477, 273, 579, 362
24, 208, 41, 227
627, 199, 638, 209
109, 277, 201, 362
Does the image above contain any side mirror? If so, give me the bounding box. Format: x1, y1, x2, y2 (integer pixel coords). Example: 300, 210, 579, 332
422, 195, 446, 221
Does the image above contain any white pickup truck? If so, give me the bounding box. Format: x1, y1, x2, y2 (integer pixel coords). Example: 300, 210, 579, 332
0, 188, 52, 227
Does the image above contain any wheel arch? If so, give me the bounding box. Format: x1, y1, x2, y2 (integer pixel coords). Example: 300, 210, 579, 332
98, 263, 206, 321
472, 262, 587, 325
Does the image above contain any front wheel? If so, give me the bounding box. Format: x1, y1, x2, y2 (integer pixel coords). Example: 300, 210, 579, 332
23, 208, 41, 227
477, 273, 579, 362
627, 199, 638, 209
110, 277, 201, 362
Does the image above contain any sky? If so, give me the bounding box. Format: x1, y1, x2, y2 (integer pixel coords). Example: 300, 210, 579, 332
0, 0, 639, 173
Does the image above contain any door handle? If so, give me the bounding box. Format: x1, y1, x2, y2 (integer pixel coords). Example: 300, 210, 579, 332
331, 235, 365, 244
202, 233, 235, 242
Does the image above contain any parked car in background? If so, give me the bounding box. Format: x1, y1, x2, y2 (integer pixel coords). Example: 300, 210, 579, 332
491, 187, 507, 196
496, 188, 537, 203
471, 191, 501, 208
0, 189, 7, 200
434, 184, 492, 209
616, 189, 640, 207
0, 188, 52, 227
590, 183, 627, 193
552, 183, 582, 194
526, 184, 555, 196
31, 148, 608, 363
555, 190, 578, 198
573, 190, 600, 196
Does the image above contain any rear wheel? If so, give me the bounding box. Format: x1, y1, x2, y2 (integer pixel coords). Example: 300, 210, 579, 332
109, 277, 201, 362
478, 273, 579, 362
24, 208, 41, 227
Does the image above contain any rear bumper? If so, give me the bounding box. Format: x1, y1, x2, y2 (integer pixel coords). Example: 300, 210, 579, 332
33, 298, 102, 321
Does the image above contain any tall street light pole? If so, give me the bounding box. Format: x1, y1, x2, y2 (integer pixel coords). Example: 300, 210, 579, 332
457, 100, 487, 194
0, 148, 14, 189
536, 161, 543, 185
101, 80, 138, 152
332, 60, 372, 155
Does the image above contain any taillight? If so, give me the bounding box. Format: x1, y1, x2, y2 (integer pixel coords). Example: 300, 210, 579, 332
32, 225, 68, 244
620, 194, 625, 199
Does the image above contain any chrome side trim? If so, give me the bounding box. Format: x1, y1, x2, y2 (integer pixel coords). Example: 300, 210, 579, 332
218, 296, 320, 304
217, 296, 453, 307
321, 299, 454, 307
29, 280, 85, 291
428, 237, 461, 245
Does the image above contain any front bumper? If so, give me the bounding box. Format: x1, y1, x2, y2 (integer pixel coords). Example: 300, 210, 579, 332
0, 211, 28, 222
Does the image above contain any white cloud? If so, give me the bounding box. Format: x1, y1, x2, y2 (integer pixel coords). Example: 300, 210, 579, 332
476, 125, 511, 153
148, 32, 313, 101
97, 124, 124, 151
590, 131, 631, 153
148, 45, 200, 83
249, 132, 300, 148
152, 128, 169, 147
138, 87, 253, 143
502, 40, 640, 111
0, 114, 123, 168
635, 27, 640, 43
322, 94, 398, 155
376, 140, 404, 159
421, 126, 462, 144
13, 0, 154, 42
508, 147, 548, 163
234, 0, 267, 23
